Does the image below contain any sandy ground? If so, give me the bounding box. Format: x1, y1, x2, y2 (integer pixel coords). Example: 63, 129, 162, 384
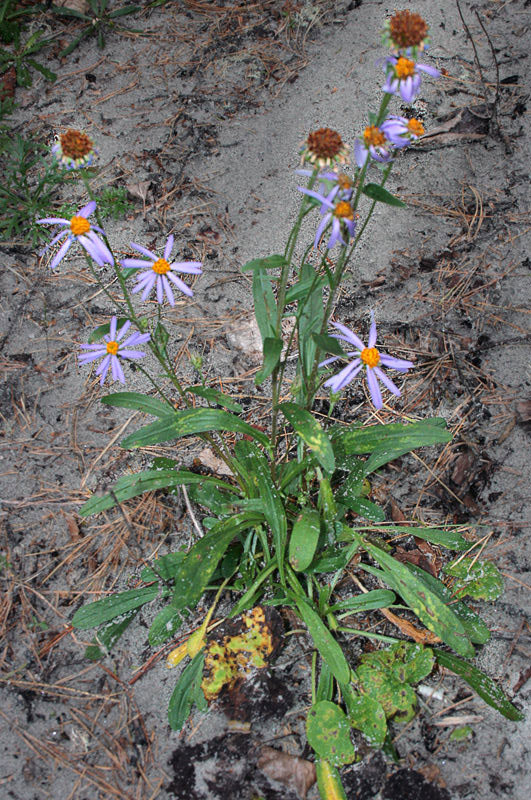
0, 0, 530, 798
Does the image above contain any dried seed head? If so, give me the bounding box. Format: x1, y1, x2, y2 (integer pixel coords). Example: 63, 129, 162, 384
60, 130, 94, 160
301, 127, 349, 167
389, 10, 428, 49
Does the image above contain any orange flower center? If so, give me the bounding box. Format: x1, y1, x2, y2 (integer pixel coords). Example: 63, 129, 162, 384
337, 173, 353, 190
60, 129, 94, 159
407, 118, 425, 136
307, 127, 344, 158
389, 11, 428, 49
106, 341, 119, 355
70, 216, 90, 236
334, 201, 354, 220
360, 347, 380, 368
395, 57, 416, 80
152, 258, 170, 274
363, 126, 386, 148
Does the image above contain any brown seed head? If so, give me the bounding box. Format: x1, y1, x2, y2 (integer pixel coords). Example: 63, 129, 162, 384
307, 128, 344, 160
60, 129, 94, 160
389, 10, 428, 49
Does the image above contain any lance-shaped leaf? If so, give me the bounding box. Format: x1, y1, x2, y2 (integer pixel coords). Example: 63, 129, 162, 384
149, 605, 185, 646
298, 263, 324, 379
329, 588, 396, 614
435, 650, 523, 721
187, 385, 242, 413
171, 511, 264, 610
255, 337, 283, 386
253, 268, 277, 343
362, 183, 406, 207
296, 598, 350, 685
312, 332, 347, 358
289, 508, 321, 571
279, 402, 335, 473
285, 274, 327, 303
120, 407, 269, 450
315, 759, 348, 800
168, 652, 206, 731
101, 391, 170, 418
72, 585, 159, 629
85, 609, 139, 660
80, 469, 236, 517
241, 254, 287, 272
346, 497, 385, 522
364, 542, 475, 657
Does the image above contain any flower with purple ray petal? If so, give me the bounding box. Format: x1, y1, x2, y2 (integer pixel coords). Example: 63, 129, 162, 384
37, 201, 114, 269
121, 235, 202, 306
297, 185, 356, 250
382, 55, 440, 103
320, 314, 414, 409
78, 316, 151, 386
381, 115, 425, 148
354, 125, 393, 168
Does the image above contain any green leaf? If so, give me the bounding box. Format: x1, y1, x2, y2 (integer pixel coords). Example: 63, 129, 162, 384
279, 402, 335, 473
285, 274, 327, 304
307, 544, 360, 574
172, 512, 263, 610
315, 759, 348, 800
148, 605, 184, 646
385, 525, 470, 551
187, 385, 242, 413
346, 497, 385, 522
362, 183, 406, 207
79, 469, 235, 517
435, 650, 523, 721
101, 391, 170, 418
295, 598, 350, 685
364, 542, 475, 657
312, 332, 346, 357
241, 254, 287, 272
120, 407, 270, 450
168, 652, 205, 731
85, 608, 139, 660
141, 551, 187, 582
329, 588, 396, 614
306, 701, 357, 766
405, 564, 490, 645
444, 558, 504, 601
344, 689, 387, 747
72, 585, 159, 629
289, 508, 320, 571
255, 336, 283, 386
27, 60, 56, 82
297, 263, 324, 379
253, 268, 277, 343
153, 320, 169, 357
335, 458, 366, 502
88, 318, 130, 343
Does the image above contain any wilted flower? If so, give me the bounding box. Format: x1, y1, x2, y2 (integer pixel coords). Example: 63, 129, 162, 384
381, 115, 425, 147
382, 55, 440, 103
52, 129, 97, 170
384, 10, 429, 53
78, 316, 150, 386
121, 234, 202, 306
320, 315, 414, 409
300, 127, 349, 168
37, 201, 114, 269
354, 125, 393, 167
298, 185, 355, 250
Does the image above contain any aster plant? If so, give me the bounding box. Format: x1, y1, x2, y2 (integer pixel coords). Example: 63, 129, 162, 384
54, 13, 521, 800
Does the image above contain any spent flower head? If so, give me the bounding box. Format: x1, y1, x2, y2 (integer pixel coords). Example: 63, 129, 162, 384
320, 314, 414, 409
381, 115, 425, 148
384, 10, 429, 55
354, 125, 393, 168
78, 316, 151, 386
52, 129, 97, 170
382, 55, 440, 104
37, 201, 114, 269
121, 234, 203, 306
300, 127, 349, 168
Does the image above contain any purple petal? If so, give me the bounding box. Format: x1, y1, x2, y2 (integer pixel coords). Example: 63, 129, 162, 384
50, 237, 73, 269
354, 140, 368, 168
164, 234, 174, 261
324, 360, 363, 392
121, 331, 151, 348
162, 275, 175, 306
331, 322, 365, 351
87, 231, 114, 265
78, 235, 105, 266
171, 261, 203, 275
417, 63, 440, 78
36, 217, 69, 225
117, 349, 147, 360
298, 187, 335, 210
111, 355, 125, 383
79, 201, 96, 218
121, 258, 151, 269
96, 354, 111, 385
78, 349, 107, 363
130, 242, 158, 260
319, 355, 341, 368
368, 315, 377, 348
116, 320, 132, 341
366, 367, 383, 409
167, 271, 193, 297
314, 213, 331, 249
109, 317, 117, 340
379, 353, 414, 371
374, 366, 401, 397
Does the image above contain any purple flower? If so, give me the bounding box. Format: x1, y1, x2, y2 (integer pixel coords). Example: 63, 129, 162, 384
79, 316, 151, 386
121, 234, 202, 306
298, 185, 356, 250
354, 125, 393, 168
382, 55, 440, 103
320, 315, 414, 409
381, 115, 425, 148
37, 201, 114, 269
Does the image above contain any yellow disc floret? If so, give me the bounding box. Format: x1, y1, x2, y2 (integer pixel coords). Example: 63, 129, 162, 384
395, 57, 416, 80
407, 118, 425, 137
70, 216, 91, 236
106, 341, 119, 355
152, 258, 171, 275
360, 347, 380, 368
363, 126, 386, 148
334, 201, 354, 220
